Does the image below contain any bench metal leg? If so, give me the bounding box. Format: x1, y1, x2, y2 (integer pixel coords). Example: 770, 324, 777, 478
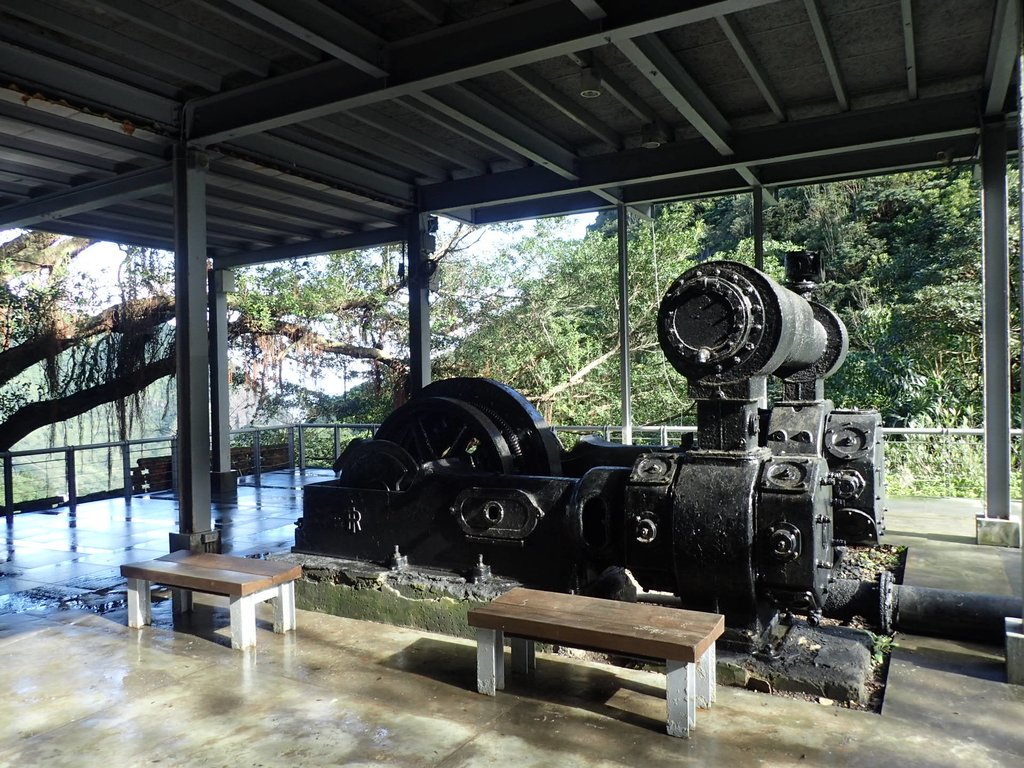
229, 594, 257, 650
696, 644, 716, 708
126, 578, 152, 628
273, 582, 296, 633
476, 628, 505, 695
666, 659, 696, 738
510, 637, 535, 674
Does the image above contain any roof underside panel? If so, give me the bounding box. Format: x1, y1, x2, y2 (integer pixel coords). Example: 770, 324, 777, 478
0, 0, 1013, 262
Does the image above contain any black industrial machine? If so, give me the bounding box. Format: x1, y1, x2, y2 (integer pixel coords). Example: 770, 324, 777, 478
296, 254, 888, 646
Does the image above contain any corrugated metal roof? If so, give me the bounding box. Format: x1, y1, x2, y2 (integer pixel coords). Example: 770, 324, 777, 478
0, 0, 1013, 263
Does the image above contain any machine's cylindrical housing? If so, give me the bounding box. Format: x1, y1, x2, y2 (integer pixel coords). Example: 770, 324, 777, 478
658, 260, 827, 385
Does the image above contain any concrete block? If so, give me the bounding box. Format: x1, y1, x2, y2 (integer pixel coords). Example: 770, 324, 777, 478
975, 515, 1021, 548
1008, 617, 1024, 686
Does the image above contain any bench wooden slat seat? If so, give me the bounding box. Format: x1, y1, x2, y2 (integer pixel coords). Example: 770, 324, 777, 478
468, 588, 724, 738
120, 551, 301, 650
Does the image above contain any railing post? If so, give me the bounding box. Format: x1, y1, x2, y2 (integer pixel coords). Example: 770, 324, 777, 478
253, 429, 262, 486
334, 426, 341, 460
170, 438, 179, 492
121, 441, 133, 505
66, 448, 77, 515
286, 426, 295, 471
297, 425, 306, 473
3, 453, 13, 520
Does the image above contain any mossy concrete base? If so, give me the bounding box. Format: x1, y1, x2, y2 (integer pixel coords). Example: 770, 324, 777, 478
719, 621, 875, 703
278, 553, 521, 639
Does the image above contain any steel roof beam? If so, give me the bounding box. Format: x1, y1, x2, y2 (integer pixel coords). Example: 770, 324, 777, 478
507, 66, 623, 149
188, 0, 780, 143
110, 201, 282, 247
469, 191, 615, 223
32, 221, 173, 252
0, 102, 168, 159
3, 0, 222, 93
984, 0, 1021, 115
419, 93, 980, 211
210, 162, 405, 224
213, 226, 405, 269
568, 0, 608, 22
0, 165, 172, 230
395, 98, 526, 163
716, 15, 786, 121
92, 0, 270, 77
206, 183, 363, 233
221, 0, 387, 78
347, 109, 489, 174
899, 0, 917, 100
412, 86, 579, 179
190, 0, 321, 61
568, 54, 671, 135
227, 133, 415, 204
616, 34, 733, 153
282, 122, 448, 181
0, 42, 178, 126
803, 0, 848, 111
400, 0, 447, 26
0, 19, 181, 99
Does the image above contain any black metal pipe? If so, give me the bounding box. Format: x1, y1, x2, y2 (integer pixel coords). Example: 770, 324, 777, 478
825, 576, 1022, 644
892, 585, 1021, 643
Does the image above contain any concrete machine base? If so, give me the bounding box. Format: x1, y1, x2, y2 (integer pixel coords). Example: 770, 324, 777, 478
287, 553, 878, 705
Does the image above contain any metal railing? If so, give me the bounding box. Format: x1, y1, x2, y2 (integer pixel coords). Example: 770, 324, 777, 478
1, 423, 1019, 515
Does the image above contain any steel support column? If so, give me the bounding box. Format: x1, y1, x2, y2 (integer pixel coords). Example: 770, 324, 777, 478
978, 120, 1016, 543
617, 204, 633, 445
407, 213, 435, 394
172, 145, 213, 537
1009, 14, 1024, 683
753, 186, 765, 271
209, 268, 237, 497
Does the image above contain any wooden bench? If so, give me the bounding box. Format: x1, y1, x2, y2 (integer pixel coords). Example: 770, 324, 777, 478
467, 588, 724, 738
120, 551, 302, 650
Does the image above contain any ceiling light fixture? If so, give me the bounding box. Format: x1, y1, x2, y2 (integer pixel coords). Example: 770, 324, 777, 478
640, 123, 670, 149
578, 67, 602, 98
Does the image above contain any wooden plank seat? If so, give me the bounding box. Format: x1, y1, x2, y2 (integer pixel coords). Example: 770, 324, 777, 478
120, 551, 301, 649
467, 587, 724, 738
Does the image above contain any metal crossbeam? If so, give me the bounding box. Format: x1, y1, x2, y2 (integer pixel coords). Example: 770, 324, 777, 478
213, 226, 405, 269
984, 0, 1021, 115
507, 66, 622, 149
899, 0, 917, 99
210, 162, 405, 225
4, 0, 221, 92
616, 35, 732, 154
0, 165, 172, 230
188, 0, 780, 143
92, 0, 270, 77
0, 42, 177, 126
347, 109, 488, 174
717, 15, 786, 121
400, 0, 447, 25
228, 133, 415, 204
803, 0, 848, 110
221, 0, 386, 77
412, 86, 579, 179
419, 94, 980, 211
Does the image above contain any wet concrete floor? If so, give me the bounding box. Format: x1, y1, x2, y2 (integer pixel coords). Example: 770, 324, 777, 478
0, 475, 1022, 766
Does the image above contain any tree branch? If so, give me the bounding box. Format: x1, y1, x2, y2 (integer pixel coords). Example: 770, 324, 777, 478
533, 345, 620, 403
0, 354, 175, 451
0, 296, 174, 389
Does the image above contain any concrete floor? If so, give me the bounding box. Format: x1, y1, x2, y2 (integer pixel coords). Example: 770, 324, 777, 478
1, 474, 1023, 767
